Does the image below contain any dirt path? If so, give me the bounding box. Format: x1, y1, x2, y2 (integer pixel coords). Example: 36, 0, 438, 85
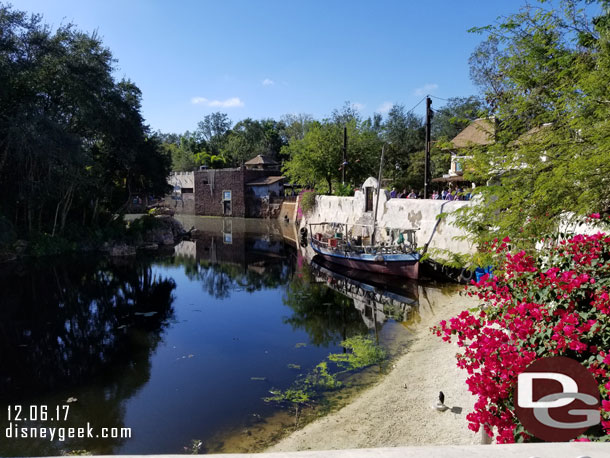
267, 286, 480, 452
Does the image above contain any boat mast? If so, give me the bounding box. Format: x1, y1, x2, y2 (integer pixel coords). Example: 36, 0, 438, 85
371, 144, 385, 245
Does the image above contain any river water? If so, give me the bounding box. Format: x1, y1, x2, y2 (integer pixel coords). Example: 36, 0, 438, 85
0, 216, 450, 455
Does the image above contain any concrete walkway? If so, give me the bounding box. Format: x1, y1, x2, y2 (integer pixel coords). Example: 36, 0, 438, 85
91, 443, 608, 457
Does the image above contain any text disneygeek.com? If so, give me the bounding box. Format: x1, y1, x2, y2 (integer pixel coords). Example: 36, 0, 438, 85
4, 405, 131, 442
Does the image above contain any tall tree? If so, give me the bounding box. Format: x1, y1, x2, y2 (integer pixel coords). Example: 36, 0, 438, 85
195, 112, 232, 155
457, 0, 610, 248
0, 4, 170, 237
431, 96, 487, 141
331, 101, 361, 126
282, 119, 380, 194
222, 118, 286, 166
280, 113, 314, 143
382, 104, 425, 188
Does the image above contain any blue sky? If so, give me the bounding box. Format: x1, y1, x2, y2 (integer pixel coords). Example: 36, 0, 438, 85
15, 0, 523, 133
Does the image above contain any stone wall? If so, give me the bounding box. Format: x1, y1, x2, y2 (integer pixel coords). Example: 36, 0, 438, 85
195, 169, 245, 217
168, 171, 195, 190
163, 194, 195, 214
193, 168, 280, 217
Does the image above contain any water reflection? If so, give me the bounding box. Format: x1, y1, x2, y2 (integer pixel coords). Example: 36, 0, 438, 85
0, 220, 431, 455
309, 257, 420, 330
169, 231, 295, 298
282, 261, 369, 348
0, 256, 176, 455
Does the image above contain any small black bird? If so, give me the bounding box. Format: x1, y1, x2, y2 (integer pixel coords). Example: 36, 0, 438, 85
439, 391, 445, 405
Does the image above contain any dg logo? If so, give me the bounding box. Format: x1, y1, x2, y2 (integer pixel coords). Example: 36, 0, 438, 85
514, 356, 601, 441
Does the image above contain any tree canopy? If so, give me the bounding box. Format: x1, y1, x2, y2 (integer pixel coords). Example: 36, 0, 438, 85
0, 4, 170, 238
456, 0, 610, 248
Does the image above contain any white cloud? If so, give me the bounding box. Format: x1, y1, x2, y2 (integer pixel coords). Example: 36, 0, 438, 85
262, 78, 275, 86
352, 102, 365, 111
376, 101, 393, 114
191, 96, 244, 108
414, 83, 439, 97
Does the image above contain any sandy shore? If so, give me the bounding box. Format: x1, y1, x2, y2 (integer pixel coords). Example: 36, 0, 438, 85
267, 285, 480, 452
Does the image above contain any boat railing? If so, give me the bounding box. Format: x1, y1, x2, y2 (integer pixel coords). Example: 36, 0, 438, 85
309, 222, 418, 253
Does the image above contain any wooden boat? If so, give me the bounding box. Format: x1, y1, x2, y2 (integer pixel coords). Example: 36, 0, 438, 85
310, 256, 419, 301
307, 144, 421, 279
309, 222, 420, 279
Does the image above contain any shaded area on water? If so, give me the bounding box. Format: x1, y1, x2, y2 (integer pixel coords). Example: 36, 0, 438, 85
0, 255, 176, 456
0, 217, 448, 455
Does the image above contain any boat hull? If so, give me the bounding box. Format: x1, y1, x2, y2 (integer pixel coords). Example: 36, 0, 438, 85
311, 243, 420, 279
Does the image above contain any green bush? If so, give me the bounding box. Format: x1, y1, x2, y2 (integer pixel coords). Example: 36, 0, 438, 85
333, 183, 354, 197
29, 234, 77, 256
299, 190, 317, 215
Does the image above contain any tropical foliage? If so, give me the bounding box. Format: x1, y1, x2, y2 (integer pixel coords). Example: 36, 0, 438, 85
457, 0, 610, 249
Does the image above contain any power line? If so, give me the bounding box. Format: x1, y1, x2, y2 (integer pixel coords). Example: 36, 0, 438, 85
405, 96, 428, 114
428, 94, 450, 102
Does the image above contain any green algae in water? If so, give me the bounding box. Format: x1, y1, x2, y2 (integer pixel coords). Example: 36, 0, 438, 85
328, 335, 387, 370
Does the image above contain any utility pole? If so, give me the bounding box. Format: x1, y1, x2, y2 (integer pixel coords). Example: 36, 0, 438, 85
424, 96, 432, 199
342, 126, 348, 185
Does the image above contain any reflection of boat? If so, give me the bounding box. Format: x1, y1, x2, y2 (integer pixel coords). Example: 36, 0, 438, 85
310, 256, 419, 329
309, 222, 420, 279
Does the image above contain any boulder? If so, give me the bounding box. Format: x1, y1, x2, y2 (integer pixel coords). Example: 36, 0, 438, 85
142, 216, 185, 245
109, 244, 136, 257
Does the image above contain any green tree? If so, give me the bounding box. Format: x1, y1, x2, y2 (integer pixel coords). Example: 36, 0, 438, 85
382, 104, 425, 190
0, 4, 170, 238
457, 0, 610, 249
282, 119, 381, 194
280, 113, 314, 143
431, 96, 487, 141
195, 112, 231, 155
221, 118, 286, 166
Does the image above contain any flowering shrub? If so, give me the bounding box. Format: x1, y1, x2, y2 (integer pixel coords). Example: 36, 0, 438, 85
434, 228, 610, 443
297, 190, 317, 218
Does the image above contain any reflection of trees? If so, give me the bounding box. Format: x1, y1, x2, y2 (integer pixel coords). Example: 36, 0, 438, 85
0, 256, 176, 455
161, 235, 296, 299
282, 265, 368, 347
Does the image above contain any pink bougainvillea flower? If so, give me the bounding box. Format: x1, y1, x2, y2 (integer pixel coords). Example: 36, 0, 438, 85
433, 231, 610, 443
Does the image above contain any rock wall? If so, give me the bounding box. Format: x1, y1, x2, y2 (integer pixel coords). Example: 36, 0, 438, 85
302, 179, 476, 259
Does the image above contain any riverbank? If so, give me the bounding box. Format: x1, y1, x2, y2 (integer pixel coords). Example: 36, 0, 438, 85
0, 215, 187, 260
267, 286, 479, 452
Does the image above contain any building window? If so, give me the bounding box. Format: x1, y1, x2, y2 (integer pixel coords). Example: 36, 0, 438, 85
181, 188, 193, 194
222, 190, 232, 215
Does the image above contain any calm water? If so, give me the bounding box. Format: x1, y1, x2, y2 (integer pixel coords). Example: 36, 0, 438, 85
0, 217, 436, 455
